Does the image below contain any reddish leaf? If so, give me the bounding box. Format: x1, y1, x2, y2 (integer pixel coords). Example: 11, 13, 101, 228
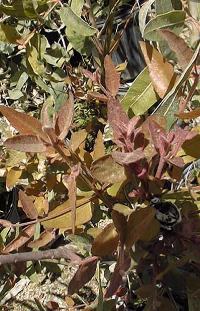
40, 99, 53, 128
104, 55, 120, 96
55, 92, 74, 140
112, 149, 145, 165
19, 190, 38, 220
4, 135, 47, 153
167, 157, 185, 168
140, 41, 177, 98
105, 251, 131, 298
42, 126, 58, 146
2, 224, 36, 253
87, 91, 108, 103
112, 204, 130, 244
68, 256, 98, 294
148, 120, 166, 155
0, 105, 49, 142
107, 97, 129, 148
159, 29, 193, 70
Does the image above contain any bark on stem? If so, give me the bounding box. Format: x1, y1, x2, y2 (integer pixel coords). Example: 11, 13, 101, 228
0, 246, 81, 265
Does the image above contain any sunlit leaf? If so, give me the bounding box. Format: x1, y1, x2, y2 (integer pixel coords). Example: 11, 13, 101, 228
143, 10, 186, 41
6, 167, 22, 189
0, 105, 49, 142
93, 131, 105, 161
27, 45, 45, 76
121, 67, 158, 115
140, 41, 177, 98
63, 165, 80, 234
4, 135, 47, 153
60, 5, 96, 52
112, 149, 145, 165
55, 92, 74, 140
42, 198, 92, 229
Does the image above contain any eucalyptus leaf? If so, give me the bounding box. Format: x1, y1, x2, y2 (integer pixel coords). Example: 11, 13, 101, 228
60, 6, 96, 52
139, 0, 155, 37
144, 10, 186, 41
121, 67, 158, 115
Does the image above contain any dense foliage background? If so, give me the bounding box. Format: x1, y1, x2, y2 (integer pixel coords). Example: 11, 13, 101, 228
0, 0, 199, 310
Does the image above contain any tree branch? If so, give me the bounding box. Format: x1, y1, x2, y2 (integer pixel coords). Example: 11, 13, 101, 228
0, 246, 81, 265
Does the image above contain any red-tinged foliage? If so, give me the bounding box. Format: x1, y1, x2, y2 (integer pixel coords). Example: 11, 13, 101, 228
4, 135, 47, 153
68, 256, 99, 295
104, 250, 131, 298
104, 55, 120, 96
0, 105, 49, 142
19, 190, 38, 220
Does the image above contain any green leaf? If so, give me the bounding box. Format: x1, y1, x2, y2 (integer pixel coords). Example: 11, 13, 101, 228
155, 0, 182, 14
60, 6, 96, 52
0, 24, 21, 44
27, 45, 45, 76
0, 0, 49, 19
71, 0, 84, 16
8, 89, 24, 100
139, 0, 155, 37
121, 67, 158, 115
144, 10, 186, 41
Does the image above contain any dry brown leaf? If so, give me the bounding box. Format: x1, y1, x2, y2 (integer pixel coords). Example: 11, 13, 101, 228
104, 55, 120, 96
3, 224, 36, 253
140, 41, 177, 98
4, 135, 47, 153
0, 105, 49, 142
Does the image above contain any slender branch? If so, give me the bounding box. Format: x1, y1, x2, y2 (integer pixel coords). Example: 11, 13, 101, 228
0, 246, 81, 266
